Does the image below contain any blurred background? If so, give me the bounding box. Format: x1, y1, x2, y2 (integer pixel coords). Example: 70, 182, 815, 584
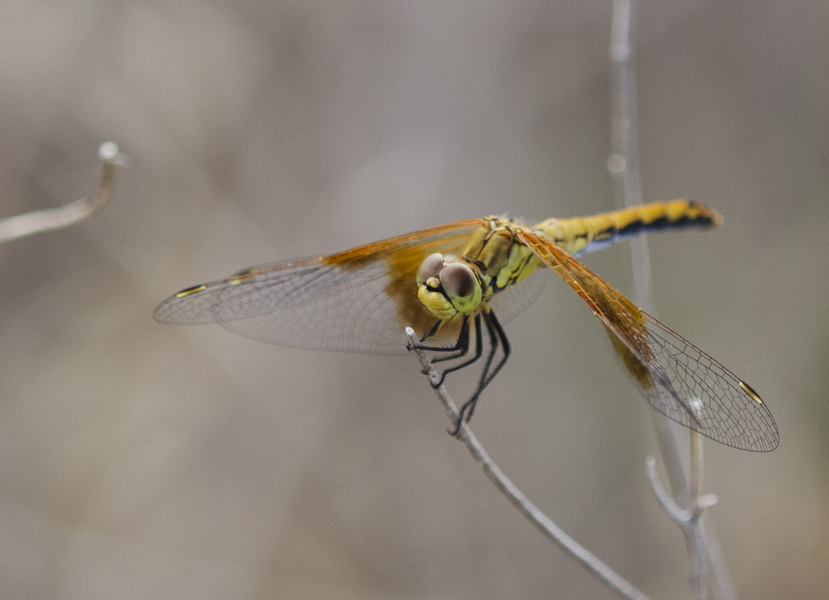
0, 1, 826, 598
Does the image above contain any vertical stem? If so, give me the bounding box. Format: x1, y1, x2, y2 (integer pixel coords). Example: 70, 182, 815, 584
607, 3, 728, 598
609, 0, 653, 314
609, 0, 691, 506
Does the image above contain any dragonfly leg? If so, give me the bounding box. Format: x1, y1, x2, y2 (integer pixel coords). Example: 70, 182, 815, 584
430, 315, 484, 388
408, 316, 475, 384
478, 309, 511, 391
450, 310, 511, 437
419, 315, 472, 363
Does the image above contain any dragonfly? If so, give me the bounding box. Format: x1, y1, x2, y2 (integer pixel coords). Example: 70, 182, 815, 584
154, 200, 779, 452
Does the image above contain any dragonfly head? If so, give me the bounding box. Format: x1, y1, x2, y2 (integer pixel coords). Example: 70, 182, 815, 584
416, 253, 483, 319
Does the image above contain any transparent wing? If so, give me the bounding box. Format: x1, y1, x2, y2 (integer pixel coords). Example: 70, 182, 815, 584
155, 219, 549, 356
154, 220, 479, 354
155, 256, 405, 354
518, 229, 779, 452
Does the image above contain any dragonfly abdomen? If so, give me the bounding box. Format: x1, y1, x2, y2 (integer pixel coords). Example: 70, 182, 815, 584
534, 200, 722, 256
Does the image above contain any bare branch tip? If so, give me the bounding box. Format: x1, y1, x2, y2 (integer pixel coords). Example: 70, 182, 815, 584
99, 142, 131, 167
0, 142, 129, 243
698, 494, 718, 510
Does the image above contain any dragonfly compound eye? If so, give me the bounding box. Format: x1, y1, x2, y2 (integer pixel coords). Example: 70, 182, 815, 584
440, 262, 482, 313
417, 253, 445, 285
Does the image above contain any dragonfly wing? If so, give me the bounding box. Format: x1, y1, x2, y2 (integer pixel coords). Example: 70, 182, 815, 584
154, 219, 483, 355
517, 229, 779, 452
639, 312, 779, 451
487, 267, 549, 325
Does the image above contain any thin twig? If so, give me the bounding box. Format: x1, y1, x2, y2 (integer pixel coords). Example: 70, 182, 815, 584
609, 0, 652, 312
610, 0, 689, 501
0, 142, 129, 243
407, 328, 651, 600
647, 447, 719, 600
607, 3, 732, 597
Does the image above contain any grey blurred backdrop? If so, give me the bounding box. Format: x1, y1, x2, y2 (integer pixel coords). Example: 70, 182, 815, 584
0, 1, 826, 599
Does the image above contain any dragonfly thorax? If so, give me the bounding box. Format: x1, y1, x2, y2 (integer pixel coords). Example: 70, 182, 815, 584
469, 218, 541, 295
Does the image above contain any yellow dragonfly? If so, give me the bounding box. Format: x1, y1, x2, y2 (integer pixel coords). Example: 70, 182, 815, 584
154, 200, 778, 452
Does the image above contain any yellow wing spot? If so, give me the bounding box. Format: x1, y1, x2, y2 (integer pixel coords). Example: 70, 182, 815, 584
739, 380, 764, 404
175, 284, 207, 298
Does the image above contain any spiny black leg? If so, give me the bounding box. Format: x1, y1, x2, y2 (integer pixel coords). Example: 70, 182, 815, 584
431, 314, 484, 387
451, 313, 497, 435
409, 310, 509, 436
478, 310, 511, 391
422, 319, 442, 341
451, 310, 511, 437
409, 316, 473, 384
416, 316, 470, 362
427, 317, 472, 365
